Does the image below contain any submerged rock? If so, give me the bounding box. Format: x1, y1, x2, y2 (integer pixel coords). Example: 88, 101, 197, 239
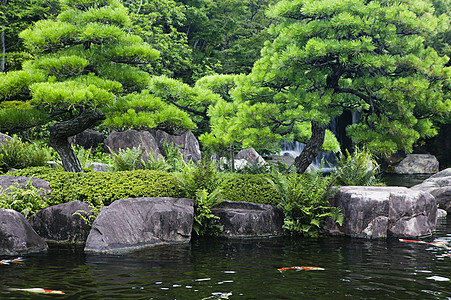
0, 209, 48, 255
29, 200, 93, 243
212, 201, 284, 238
85, 197, 193, 254
326, 186, 437, 238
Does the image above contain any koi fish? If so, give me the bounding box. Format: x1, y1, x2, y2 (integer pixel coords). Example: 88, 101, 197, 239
0, 257, 24, 265
399, 239, 450, 249
7, 288, 65, 294
202, 292, 232, 299
278, 266, 325, 272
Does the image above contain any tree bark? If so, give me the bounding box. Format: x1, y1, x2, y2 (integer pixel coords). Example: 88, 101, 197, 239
1, 29, 5, 72
293, 121, 326, 173
49, 108, 106, 172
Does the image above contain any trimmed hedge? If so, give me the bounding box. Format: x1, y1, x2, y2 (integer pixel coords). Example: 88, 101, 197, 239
218, 174, 281, 206
11, 167, 186, 207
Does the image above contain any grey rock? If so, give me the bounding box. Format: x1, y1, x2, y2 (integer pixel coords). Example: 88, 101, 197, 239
104, 130, 162, 161
29, 200, 93, 243
212, 201, 285, 238
411, 168, 451, 212
0, 209, 48, 255
430, 168, 451, 179
328, 186, 437, 238
152, 130, 201, 163
69, 129, 105, 151
388, 190, 437, 237
0, 175, 51, 198
85, 197, 194, 254
236, 148, 266, 166
88, 162, 109, 172
393, 154, 439, 174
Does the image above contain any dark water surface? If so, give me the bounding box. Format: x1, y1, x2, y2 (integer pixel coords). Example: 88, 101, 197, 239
1, 218, 450, 299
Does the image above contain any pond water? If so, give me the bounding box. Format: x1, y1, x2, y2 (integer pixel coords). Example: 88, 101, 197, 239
1, 217, 450, 299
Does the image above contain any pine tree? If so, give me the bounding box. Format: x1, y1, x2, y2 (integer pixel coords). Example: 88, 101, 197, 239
0, 0, 194, 172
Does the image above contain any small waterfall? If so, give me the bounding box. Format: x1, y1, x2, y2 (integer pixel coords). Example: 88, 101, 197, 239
279, 119, 338, 172
279, 141, 336, 172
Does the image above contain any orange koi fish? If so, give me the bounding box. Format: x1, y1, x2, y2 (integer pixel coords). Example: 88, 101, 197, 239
399, 239, 450, 249
8, 288, 65, 294
278, 266, 325, 272
0, 257, 24, 265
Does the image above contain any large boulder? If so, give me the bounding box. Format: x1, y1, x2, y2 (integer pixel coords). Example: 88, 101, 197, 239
0, 209, 48, 255
326, 186, 437, 238
211, 201, 285, 238
29, 200, 93, 243
0, 175, 51, 198
411, 168, 451, 212
236, 148, 266, 166
85, 197, 194, 254
393, 154, 439, 174
69, 129, 105, 151
152, 130, 201, 163
104, 130, 162, 161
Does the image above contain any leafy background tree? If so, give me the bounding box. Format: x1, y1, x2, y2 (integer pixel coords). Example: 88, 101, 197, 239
0, 0, 61, 72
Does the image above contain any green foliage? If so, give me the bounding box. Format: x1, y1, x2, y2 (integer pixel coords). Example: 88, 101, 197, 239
143, 152, 171, 172
73, 202, 101, 227
218, 174, 281, 206
0, 181, 47, 218
103, 90, 195, 131
192, 189, 223, 237
333, 147, 382, 186
162, 140, 185, 172
0, 135, 51, 173
270, 170, 342, 237
174, 158, 225, 236
108, 146, 144, 172
175, 158, 223, 198
12, 167, 185, 207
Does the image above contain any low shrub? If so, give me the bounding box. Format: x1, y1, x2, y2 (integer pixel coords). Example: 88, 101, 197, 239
11, 168, 186, 207
270, 170, 342, 237
218, 174, 281, 206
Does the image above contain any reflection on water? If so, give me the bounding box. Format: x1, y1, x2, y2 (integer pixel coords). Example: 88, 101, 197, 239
381, 173, 432, 188
0, 218, 450, 299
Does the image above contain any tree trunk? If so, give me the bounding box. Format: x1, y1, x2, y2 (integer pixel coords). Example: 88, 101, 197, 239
1, 29, 5, 72
293, 121, 326, 173
49, 109, 106, 172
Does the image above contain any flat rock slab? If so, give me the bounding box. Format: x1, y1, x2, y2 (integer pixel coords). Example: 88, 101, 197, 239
0, 209, 48, 255
85, 197, 193, 254
212, 201, 284, 238
29, 200, 93, 243
411, 168, 451, 212
329, 186, 437, 238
